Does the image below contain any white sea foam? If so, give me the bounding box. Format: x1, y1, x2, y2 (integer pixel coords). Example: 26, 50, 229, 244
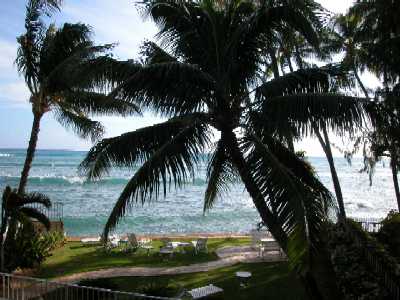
0, 153, 12, 157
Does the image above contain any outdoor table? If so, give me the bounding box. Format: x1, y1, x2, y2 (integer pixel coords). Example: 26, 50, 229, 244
236, 271, 252, 287
169, 241, 191, 253
159, 247, 174, 260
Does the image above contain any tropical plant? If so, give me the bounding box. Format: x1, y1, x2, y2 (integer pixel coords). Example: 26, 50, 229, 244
0, 186, 51, 271
272, 16, 368, 219
80, 2, 369, 295
15, 0, 139, 195
346, 0, 400, 209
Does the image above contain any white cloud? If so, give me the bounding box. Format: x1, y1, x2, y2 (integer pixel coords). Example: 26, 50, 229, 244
0, 39, 18, 78
60, 0, 157, 59
0, 81, 30, 108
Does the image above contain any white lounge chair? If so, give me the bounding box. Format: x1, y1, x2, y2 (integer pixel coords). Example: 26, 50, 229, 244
191, 237, 208, 254
186, 284, 223, 299
81, 236, 101, 246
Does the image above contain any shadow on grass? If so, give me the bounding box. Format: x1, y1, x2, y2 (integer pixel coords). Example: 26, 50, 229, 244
36, 242, 219, 279
78, 262, 308, 300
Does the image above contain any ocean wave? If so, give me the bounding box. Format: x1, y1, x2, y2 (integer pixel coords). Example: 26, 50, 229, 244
0, 153, 12, 157
0, 175, 131, 186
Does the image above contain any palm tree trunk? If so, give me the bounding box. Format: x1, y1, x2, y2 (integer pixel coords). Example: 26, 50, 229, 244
18, 112, 43, 195
314, 124, 346, 219
223, 130, 288, 250
268, 48, 280, 79
0, 214, 7, 272
390, 148, 400, 210
353, 69, 369, 99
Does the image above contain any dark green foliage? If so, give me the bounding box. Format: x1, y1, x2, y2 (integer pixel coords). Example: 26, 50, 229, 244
377, 211, 400, 259
1, 186, 53, 271
329, 224, 391, 300
4, 224, 62, 271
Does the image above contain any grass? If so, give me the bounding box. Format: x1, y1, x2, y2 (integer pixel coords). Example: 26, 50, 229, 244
77, 262, 308, 300
36, 237, 251, 278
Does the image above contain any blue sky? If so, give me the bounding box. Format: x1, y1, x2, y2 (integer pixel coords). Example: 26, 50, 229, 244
0, 0, 378, 156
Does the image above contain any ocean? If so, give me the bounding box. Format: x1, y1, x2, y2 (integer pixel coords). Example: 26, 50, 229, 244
0, 148, 397, 236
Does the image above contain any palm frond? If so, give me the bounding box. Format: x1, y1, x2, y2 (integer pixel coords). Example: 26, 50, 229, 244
80, 113, 210, 180
204, 136, 238, 213
102, 119, 212, 238
18, 207, 51, 230
242, 132, 334, 266
257, 93, 368, 137
63, 91, 141, 116
112, 61, 215, 116
54, 108, 104, 141
17, 192, 51, 209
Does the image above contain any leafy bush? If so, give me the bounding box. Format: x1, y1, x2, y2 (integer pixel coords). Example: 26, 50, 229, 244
328, 222, 391, 300
377, 211, 400, 259
4, 224, 66, 271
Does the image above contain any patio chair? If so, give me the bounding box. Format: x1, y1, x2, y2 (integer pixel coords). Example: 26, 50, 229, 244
125, 233, 139, 253
259, 240, 284, 257
192, 237, 208, 254
186, 284, 223, 299
250, 228, 272, 251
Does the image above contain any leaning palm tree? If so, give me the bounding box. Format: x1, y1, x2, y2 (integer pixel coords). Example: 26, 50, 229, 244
81, 1, 366, 296
0, 186, 51, 271
15, 0, 139, 195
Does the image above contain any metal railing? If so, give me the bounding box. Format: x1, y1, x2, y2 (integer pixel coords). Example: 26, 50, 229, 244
0, 273, 180, 300
350, 217, 383, 233
26, 202, 63, 221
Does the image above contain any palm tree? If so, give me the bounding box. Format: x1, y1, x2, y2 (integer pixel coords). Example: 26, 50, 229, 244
0, 186, 51, 271
81, 1, 366, 296
347, 0, 400, 209
15, 0, 139, 195
274, 23, 363, 219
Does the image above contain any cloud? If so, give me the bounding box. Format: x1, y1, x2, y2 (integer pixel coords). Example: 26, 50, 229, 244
61, 0, 157, 59
0, 81, 30, 108
0, 39, 17, 78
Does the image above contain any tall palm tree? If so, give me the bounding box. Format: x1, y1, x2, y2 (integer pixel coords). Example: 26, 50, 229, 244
15, 0, 139, 195
81, 1, 366, 296
348, 0, 400, 209
0, 186, 51, 271
274, 23, 362, 219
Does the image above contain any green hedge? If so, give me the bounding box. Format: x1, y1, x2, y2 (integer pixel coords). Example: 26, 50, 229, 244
327, 220, 396, 300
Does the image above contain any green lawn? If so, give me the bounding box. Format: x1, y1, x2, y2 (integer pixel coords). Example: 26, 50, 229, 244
36, 237, 251, 278
78, 262, 308, 300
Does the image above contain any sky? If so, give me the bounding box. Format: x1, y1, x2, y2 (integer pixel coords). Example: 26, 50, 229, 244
0, 0, 379, 156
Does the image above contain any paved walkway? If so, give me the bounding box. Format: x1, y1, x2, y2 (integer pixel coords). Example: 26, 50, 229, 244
56, 246, 286, 284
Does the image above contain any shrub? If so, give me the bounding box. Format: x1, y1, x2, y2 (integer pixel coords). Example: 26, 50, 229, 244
4, 224, 66, 271
377, 211, 400, 259
328, 222, 391, 300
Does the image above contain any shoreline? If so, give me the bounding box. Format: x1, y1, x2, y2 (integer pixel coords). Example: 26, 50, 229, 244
66, 232, 251, 242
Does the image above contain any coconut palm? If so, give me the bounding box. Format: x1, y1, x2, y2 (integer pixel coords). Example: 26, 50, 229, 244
347, 0, 400, 208
15, 0, 139, 195
273, 22, 363, 219
81, 0, 368, 267
0, 186, 51, 271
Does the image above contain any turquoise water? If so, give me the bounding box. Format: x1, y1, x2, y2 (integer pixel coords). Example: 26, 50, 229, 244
0, 149, 397, 236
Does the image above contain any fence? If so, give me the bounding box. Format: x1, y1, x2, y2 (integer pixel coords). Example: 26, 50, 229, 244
344, 220, 400, 300
26, 202, 63, 221
0, 273, 180, 300
350, 217, 383, 233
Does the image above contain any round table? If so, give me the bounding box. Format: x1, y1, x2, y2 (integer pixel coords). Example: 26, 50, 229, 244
236, 271, 252, 287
